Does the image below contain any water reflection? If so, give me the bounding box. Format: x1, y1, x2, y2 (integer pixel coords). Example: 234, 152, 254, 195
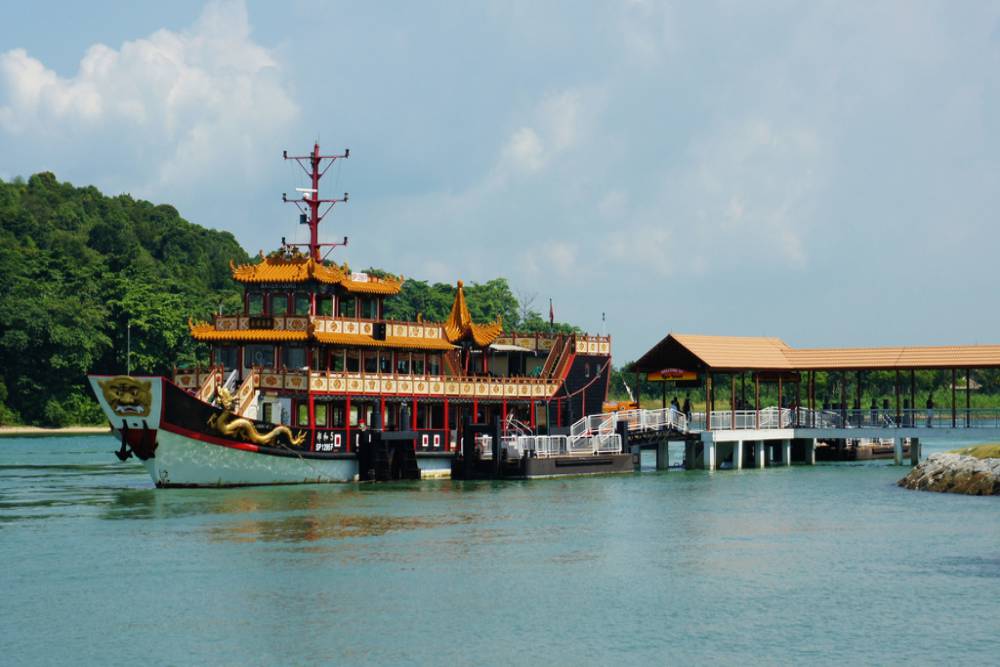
206, 512, 471, 544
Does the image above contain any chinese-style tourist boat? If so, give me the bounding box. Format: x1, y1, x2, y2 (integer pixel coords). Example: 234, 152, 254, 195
88, 143, 621, 487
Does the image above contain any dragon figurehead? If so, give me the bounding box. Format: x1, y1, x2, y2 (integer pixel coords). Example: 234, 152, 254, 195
98, 376, 153, 417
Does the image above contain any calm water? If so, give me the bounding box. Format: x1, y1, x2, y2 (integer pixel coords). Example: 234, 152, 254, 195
1, 436, 998, 666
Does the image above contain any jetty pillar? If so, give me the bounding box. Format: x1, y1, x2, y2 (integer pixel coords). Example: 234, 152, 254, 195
805, 439, 816, 465
733, 440, 743, 470
893, 437, 903, 466
782, 439, 792, 466
754, 441, 765, 468
909, 437, 921, 466
656, 440, 670, 470
701, 433, 716, 471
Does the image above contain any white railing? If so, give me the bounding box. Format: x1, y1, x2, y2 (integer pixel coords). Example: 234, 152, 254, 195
223, 368, 239, 393
494, 433, 622, 459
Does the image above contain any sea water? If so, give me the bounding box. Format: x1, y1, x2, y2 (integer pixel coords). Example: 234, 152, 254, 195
1, 436, 998, 666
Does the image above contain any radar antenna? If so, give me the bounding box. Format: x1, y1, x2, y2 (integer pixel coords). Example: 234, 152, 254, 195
281, 143, 350, 260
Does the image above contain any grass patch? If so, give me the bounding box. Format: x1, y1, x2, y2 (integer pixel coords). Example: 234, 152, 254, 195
947, 444, 1000, 459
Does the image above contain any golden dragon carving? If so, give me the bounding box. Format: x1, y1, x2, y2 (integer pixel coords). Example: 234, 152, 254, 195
208, 387, 307, 447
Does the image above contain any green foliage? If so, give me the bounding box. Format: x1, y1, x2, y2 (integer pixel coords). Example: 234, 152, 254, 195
0, 173, 248, 426
374, 270, 579, 333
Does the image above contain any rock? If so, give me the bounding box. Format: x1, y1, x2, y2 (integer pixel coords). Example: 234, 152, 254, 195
898, 453, 1000, 495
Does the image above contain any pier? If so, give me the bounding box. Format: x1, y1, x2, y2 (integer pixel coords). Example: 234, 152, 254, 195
608, 333, 1000, 471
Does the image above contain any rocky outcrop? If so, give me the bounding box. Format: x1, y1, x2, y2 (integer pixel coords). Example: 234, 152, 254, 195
898, 453, 1000, 495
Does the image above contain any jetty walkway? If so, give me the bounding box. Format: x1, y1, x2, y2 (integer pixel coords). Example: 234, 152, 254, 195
565, 332, 1000, 471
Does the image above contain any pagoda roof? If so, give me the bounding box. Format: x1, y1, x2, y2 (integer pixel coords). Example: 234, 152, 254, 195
230, 253, 403, 295
312, 332, 456, 351
443, 280, 503, 347
189, 321, 309, 342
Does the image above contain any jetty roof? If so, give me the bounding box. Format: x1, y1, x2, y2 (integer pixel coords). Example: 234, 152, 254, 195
230, 254, 403, 295
636, 333, 1000, 372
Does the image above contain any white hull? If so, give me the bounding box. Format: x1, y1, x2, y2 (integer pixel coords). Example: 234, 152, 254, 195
146, 430, 358, 487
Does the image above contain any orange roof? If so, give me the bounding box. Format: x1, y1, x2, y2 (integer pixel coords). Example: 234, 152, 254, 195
189, 321, 309, 342
785, 345, 1000, 370
230, 253, 403, 294
313, 332, 456, 351
442, 280, 503, 347
636, 333, 1000, 372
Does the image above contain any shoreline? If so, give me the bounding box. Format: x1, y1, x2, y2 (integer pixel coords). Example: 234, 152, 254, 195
0, 425, 111, 438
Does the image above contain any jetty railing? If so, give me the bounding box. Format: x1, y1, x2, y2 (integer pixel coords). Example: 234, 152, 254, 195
485, 433, 622, 460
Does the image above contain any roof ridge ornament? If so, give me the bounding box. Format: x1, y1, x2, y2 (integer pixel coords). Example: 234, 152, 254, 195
444, 280, 503, 347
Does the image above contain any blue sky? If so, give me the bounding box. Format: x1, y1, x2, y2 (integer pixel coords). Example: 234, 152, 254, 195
2, 1, 999, 360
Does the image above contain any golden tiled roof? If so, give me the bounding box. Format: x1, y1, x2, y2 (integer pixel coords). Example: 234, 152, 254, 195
313, 332, 456, 350
189, 321, 309, 342
230, 253, 403, 294
636, 333, 1000, 372
443, 280, 503, 347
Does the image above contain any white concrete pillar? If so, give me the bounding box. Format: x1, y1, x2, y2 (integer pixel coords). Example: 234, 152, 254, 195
733, 440, 743, 470
893, 437, 903, 466
910, 438, 920, 466
782, 439, 792, 466
656, 440, 670, 470
701, 433, 716, 471
754, 441, 765, 469
805, 439, 816, 465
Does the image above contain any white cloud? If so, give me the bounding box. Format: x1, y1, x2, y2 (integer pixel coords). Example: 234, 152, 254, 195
0, 0, 297, 197
503, 127, 545, 173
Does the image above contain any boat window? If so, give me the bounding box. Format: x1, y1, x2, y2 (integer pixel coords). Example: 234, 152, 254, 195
346, 350, 360, 373
359, 297, 377, 319
584, 362, 591, 378
245, 345, 274, 369
262, 402, 273, 424
330, 403, 345, 427
271, 293, 288, 316
363, 350, 378, 374
397, 352, 410, 374
318, 296, 334, 317
282, 346, 306, 370
214, 346, 237, 370
329, 349, 345, 372
294, 293, 310, 316
248, 293, 264, 315
338, 295, 356, 318
427, 354, 441, 376
412, 354, 425, 375
378, 352, 391, 374
314, 404, 327, 427
296, 403, 308, 426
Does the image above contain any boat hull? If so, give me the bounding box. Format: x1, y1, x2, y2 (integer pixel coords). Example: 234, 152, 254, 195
145, 429, 358, 487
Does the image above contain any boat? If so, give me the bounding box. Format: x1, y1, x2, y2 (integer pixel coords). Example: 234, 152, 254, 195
88, 143, 620, 487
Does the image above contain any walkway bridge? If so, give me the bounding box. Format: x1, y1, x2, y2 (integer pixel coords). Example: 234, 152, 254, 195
564, 405, 1000, 470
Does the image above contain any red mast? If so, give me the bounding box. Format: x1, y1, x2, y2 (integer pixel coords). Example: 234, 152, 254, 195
282, 142, 350, 261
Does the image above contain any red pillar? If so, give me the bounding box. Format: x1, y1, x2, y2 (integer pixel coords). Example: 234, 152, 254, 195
308, 392, 316, 452
502, 399, 508, 427
473, 398, 479, 423
412, 397, 418, 430
345, 395, 352, 453
530, 401, 536, 430
380, 396, 386, 430
557, 398, 563, 427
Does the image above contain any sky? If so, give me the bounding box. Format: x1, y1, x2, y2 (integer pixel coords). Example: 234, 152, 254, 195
1, 0, 999, 361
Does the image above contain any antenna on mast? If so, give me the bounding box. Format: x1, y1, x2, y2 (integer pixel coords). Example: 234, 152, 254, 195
281, 143, 350, 260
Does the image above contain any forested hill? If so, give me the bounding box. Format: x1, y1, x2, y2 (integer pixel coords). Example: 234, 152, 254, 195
0, 173, 249, 425
0, 174, 580, 426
